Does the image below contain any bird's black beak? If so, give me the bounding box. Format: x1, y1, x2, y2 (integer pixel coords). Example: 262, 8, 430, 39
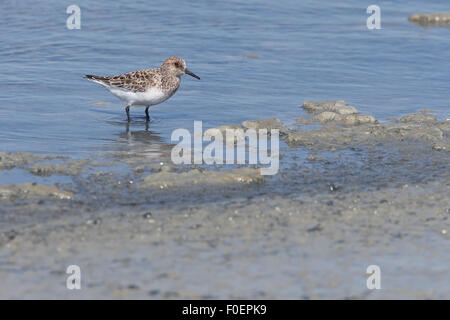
185, 69, 200, 80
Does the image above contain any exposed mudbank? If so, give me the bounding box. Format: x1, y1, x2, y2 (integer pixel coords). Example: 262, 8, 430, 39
1, 103, 448, 203
29, 159, 93, 177
287, 120, 448, 150
1, 100, 449, 299
0, 153, 115, 178
409, 13, 450, 26
1, 103, 448, 204
0, 183, 73, 200
1, 178, 448, 299
142, 167, 264, 189
287, 101, 449, 151
241, 118, 289, 134
0, 152, 62, 170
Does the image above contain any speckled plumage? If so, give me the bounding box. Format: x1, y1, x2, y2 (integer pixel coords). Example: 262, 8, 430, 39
86, 56, 200, 122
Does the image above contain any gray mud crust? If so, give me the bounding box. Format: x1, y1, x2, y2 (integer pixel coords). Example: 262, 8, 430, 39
1, 103, 449, 299
409, 13, 450, 26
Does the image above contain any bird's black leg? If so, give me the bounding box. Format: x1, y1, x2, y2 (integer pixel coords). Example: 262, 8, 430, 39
145, 106, 150, 122
125, 105, 130, 122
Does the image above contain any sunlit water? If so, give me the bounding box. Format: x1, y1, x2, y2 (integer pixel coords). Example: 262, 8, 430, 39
1, 1, 450, 299
0, 0, 449, 158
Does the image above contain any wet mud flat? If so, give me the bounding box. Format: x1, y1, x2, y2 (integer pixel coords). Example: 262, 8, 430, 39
409, 13, 450, 27
0, 102, 449, 299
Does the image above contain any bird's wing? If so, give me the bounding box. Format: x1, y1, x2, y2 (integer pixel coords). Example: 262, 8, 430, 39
85, 68, 161, 93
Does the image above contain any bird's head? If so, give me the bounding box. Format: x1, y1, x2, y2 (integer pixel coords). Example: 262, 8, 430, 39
161, 56, 200, 79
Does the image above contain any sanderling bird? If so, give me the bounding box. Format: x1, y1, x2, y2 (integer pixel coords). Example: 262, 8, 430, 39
85, 56, 200, 122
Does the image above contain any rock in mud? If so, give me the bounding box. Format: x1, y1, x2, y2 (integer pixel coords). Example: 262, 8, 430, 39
438, 122, 450, 133
340, 114, 377, 126
409, 13, 450, 26
386, 125, 443, 143
286, 115, 447, 150
0, 183, 74, 200
29, 159, 91, 177
302, 100, 367, 125
142, 168, 264, 189
335, 105, 358, 115
400, 113, 436, 123
313, 112, 376, 125
212, 125, 242, 133
241, 118, 288, 134
301, 100, 352, 115
0, 152, 52, 170
294, 117, 316, 125
314, 111, 340, 123
432, 143, 450, 152
208, 125, 243, 144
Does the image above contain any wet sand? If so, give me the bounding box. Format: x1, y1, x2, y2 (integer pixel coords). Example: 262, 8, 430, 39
1, 103, 449, 299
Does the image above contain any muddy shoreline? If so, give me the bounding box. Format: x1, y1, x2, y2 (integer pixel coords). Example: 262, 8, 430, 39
1, 103, 449, 299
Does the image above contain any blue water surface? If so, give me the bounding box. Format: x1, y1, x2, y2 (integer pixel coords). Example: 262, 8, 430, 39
0, 0, 449, 157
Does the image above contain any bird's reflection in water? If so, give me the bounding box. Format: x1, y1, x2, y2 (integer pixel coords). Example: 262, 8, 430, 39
108, 120, 174, 162
119, 121, 164, 143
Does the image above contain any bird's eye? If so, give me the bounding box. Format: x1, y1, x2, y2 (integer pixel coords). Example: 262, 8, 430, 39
174, 62, 180, 67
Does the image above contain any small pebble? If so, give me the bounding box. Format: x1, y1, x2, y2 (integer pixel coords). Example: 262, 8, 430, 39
142, 212, 152, 219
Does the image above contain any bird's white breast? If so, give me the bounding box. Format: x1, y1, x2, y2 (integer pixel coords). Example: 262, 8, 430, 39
108, 86, 171, 107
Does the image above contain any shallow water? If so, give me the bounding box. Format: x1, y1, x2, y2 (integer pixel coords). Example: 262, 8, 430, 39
1, 1, 450, 300
0, 0, 449, 159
